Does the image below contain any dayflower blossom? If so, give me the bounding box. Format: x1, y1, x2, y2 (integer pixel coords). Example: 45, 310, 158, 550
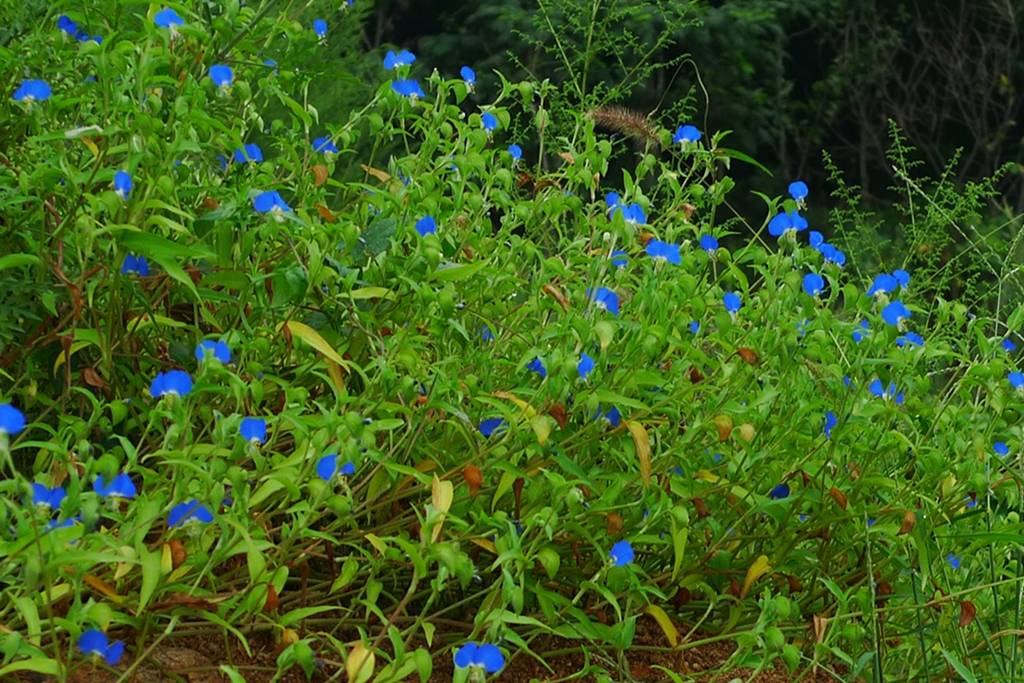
78, 629, 125, 666
453, 642, 504, 674
1009, 371, 1024, 391
621, 203, 646, 225
253, 190, 291, 216
645, 239, 681, 265
789, 180, 808, 201
803, 273, 824, 297
610, 250, 628, 268
689, 321, 700, 334
113, 170, 132, 200
609, 540, 634, 566
994, 441, 1010, 457
149, 370, 192, 398
94, 473, 137, 499
767, 210, 808, 238
769, 483, 790, 499
594, 405, 621, 428
852, 320, 869, 343
312, 136, 339, 154
809, 231, 824, 248
587, 287, 619, 316
0, 404, 26, 435
415, 215, 437, 236
508, 144, 522, 161
154, 8, 184, 32
32, 483, 66, 510
317, 453, 356, 481
478, 418, 505, 438
480, 325, 494, 342
881, 301, 911, 327
1003, 338, 1018, 353
896, 332, 924, 347
868, 274, 897, 297
391, 79, 425, 99
13, 79, 52, 102
209, 64, 233, 90
723, 291, 742, 314
460, 66, 476, 89
240, 417, 267, 444
233, 144, 263, 163
824, 411, 837, 438
481, 112, 498, 133
577, 352, 595, 380
893, 269, 910, 288
313, 19, 327, 39
195, 340, 231, 364
869, 379, 904, 404
946, 553, 961, 570
699, 234, 718, 253
383, 50, 415, 69
168, 500, 213, 527
673, 124, 701, 144
527, 357, 547, 378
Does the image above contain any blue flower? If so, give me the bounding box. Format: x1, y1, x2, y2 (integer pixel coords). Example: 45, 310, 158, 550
481, 112, 498, 132
621, 203, 646, 225
508, 144, 522, 161
1009, 371, 1024, 390
824, 411, 837, 438
32, 483, 66, 510
605, 192, 621, 210
317, 453, 356, 481
867, 518, 876, 528
767, 210, 807, 237
58, 15, 78, 37
723, 291, 742, 314
149, 370, 193, 398
120, 254, 150, 276
699, 234, 718, 253
868, 379, 904, 404
610, 539, 634, 566
94, 473, 137, 499
312, 136, 339, 154
527, 357, 547, 378
168, 500, 213, 528
594, 405, 621, 427
689, 320, 700, 334
788, 180, 808, 201
893, 269, 910, 287
209, 64, 233, 89
578, 352, 595, 380
769, 483, 790, 499
460, 66, 476, 87
253, 190, 291, 215
809, 231, 824, 248
195, 340, 231, 364
415, 215, 437, 236
233, 144, 263, 163
240, 417, 267, 444
313, 19, 327, 38
1003, 338, 1017, 353
391, 79, 425, 99
852, 320, 869, 343
965, 496, 977, 509
868, 274, 897, 296
819, 243, 845, 266
672, 124, 701, 144
78, 629, 125, 666
263, 58, 278, 69
995, 441, 1010, 457
154, 8, 184, 30
946, 553, 961, 570
803, 273, 824, 297
13, 79, 52, 103
478, 418, 505, 438
113, 170, 132, 200
896, 332, 924, 347
0, 404, 26, 435
454, 642, 504, 673
645, 239, 681, 265
610, 250, 628, 268
881, 301, 910, 327
480, 325, 494, 342
587, 287, 619, 316
383, 50, 416, 69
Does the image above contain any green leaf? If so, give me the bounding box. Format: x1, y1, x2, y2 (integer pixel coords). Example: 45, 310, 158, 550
0, 253, 40, 271
941, 650, 979, 682
0, 658, 60, 677
138, 547, 162, 612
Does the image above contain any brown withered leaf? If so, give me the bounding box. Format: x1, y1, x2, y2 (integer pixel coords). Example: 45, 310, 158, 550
360, 164, 391, 183
263, 584, 279, 612
82, 367, 108, 391
738, 423, 756, 442
168, 539, 187, 569
312, 164, 329, 188
83, 574, 121, 602
737, 347, 760, 366
689, 366, 704, 383
639, 231, 655, 246
558, 151, 575, 164
463, 465, 483, 497
606, 513, 624, 536
829, 486, 848, 510
315, 203, 337, 223
958, 600, 977, 628
693, 497, 710, 519
813, 615, 829, 643
713, 414, 733, 442
542, 283, 570, 311
548, 403, 568, 429
202, 196, 220, 211
898, 510, 916, 535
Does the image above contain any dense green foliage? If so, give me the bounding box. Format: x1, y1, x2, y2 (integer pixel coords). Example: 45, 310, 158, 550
3, 2, 1024, 682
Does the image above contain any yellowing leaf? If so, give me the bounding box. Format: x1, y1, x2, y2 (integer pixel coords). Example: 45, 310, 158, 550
127, 313, 188, 330
695, 469, 720, 483
80, 137, 99, 158
360, 164, 392, 183
326, 360, 346, 395
492, 390, 537, 418
364, 533, 388, 555
625, 421, 652, 488
645, 604, 679, 647
348, 286, 395, 300
470, 537, 497, 554
431, 476, 454, 542
281, 320, 345, 365
741, 554, 772, 599
84, 574, 123, 603
530, 414, 551, 445
595, 320, 614, 351
346, 643, 376, 683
